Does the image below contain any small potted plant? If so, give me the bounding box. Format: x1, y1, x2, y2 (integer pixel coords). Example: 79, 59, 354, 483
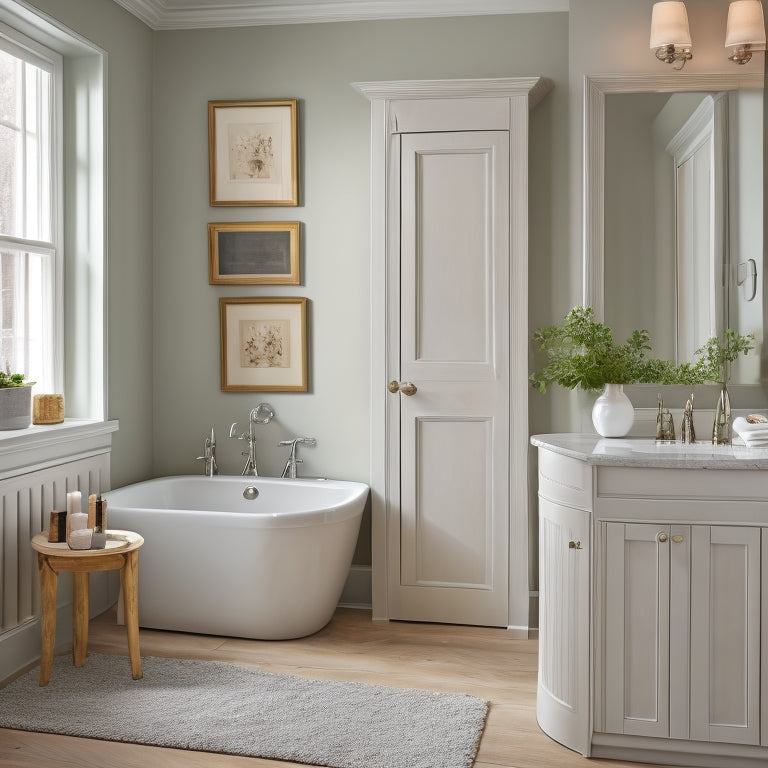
0, 367, 35, 430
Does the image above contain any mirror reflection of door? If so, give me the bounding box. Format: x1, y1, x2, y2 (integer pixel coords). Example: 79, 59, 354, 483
667, 94, 725, 364
603, 87, 762, 381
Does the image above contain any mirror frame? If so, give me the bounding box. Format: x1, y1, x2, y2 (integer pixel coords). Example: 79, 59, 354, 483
583, 72, 764, 322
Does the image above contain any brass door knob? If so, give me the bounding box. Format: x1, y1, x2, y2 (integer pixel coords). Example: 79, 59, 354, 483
568, 540, 582, 550
671, 535, 684, 544
388, 380, 418, 396
658, 532, 668, 543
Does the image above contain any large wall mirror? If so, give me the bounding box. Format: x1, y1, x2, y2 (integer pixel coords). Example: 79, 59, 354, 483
584, 73, 764, 388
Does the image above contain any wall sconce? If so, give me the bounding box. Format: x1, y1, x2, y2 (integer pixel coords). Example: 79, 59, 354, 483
650, 2, 693, 70
725, 0, 766, 64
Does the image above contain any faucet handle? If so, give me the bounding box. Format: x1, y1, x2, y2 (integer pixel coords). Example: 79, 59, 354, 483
279, 437, 317, 447
229, 422, 244, 439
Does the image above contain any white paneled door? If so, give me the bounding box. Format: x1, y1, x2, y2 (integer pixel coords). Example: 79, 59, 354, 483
387, 129, 510, 626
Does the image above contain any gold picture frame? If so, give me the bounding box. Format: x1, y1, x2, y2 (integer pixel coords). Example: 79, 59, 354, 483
208, 222, 300, 285
208, 99, 298, 206
220, 297, 308, 392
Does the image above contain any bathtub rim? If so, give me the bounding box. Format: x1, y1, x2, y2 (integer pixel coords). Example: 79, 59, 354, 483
103, 474, 369, 529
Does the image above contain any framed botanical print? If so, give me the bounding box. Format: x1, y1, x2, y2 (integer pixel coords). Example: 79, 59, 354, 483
208, 222, 300, 285
208, 99, 298, 206
220, 296, 307, 392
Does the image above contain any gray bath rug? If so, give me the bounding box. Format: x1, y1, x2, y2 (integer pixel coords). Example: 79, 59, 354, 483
0, 653, 488, 768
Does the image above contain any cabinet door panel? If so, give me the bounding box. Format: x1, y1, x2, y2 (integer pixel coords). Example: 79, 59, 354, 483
690, 526, 760, 745
390, 129, 510, 627
604, 523, 671, 738
762, 528, 768, 748
537, 497, 589, 755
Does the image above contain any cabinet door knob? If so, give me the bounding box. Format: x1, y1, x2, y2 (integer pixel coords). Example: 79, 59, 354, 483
671, 535, 684, 544
568, 540, 582, 550
658, 533, 668, 543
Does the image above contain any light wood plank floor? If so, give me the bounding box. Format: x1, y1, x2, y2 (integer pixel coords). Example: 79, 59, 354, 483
0, 607, 677, 768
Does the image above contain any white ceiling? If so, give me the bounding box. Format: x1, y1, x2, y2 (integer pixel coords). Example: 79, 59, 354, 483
112, 0, 568, 30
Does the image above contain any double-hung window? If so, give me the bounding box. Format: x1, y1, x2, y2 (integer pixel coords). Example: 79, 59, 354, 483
0, 25, 60, 394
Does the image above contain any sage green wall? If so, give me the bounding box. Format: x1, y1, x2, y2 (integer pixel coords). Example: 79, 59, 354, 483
25, 0, 155, 488
151, 15, 570, 499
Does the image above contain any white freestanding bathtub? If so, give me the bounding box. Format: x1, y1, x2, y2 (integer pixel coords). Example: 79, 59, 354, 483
104, 475, 369, 640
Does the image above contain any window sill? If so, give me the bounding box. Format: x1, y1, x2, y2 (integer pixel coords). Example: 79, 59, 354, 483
0, 419, 119, 480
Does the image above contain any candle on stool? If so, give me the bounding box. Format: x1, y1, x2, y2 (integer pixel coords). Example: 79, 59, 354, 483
68, 528, 92, 550
66, 491, 88, 548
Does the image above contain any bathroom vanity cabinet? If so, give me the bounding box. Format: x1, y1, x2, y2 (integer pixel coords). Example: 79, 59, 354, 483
532, 434, 768, 767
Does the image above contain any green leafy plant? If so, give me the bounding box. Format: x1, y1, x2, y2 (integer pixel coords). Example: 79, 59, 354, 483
529, 306, 745, 393
530, 306, 659, 393
692, 328, 755, 384
0, 365, 34, 388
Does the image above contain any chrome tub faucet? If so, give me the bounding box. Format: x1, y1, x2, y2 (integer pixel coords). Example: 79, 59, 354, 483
196, 427, 219, 477
229, 403, 274, 476
279, 437, 317, 479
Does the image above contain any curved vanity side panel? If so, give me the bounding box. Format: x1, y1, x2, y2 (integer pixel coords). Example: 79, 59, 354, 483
538, 448, 592, 510
536, 497, 591, 756
536, 449, 591, 756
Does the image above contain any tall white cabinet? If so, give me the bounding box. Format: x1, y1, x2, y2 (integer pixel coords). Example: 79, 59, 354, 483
356, 79, 551, 634
534, 434, 768, 767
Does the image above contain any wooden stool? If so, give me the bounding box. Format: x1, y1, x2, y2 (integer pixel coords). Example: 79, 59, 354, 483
31, 530, 144, 686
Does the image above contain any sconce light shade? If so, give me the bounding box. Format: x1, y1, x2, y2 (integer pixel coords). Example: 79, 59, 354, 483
650, 1, 693, 48
726, 0, 766, 63
651, 2, 693, 68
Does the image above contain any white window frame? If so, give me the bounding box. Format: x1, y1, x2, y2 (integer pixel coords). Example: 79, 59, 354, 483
0, 0, 107, 431
0, 20, 63, 395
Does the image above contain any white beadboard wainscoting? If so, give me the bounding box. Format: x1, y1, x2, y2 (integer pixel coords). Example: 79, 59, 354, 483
0, 421, 118, 682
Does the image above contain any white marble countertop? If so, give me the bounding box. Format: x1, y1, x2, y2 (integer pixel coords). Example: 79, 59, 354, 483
530, 433, 768, 470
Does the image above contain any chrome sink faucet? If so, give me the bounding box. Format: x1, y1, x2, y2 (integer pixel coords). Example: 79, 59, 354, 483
196, 427, 219, 477
229, 403, 274, 476
279, 437, 317, 479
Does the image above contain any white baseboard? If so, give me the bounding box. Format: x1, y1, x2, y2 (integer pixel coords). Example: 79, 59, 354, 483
338, 564, 372, 609
0, 602, 73, 684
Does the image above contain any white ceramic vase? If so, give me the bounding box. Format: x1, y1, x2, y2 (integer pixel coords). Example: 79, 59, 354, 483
591, 383, 634, 438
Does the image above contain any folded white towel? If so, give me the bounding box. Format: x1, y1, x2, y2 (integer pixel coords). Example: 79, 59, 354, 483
740, 430, 768, 440
733, 416, 768, 437
738, 435, 768, 447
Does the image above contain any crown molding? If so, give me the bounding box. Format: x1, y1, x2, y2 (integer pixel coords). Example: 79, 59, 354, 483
352, 76, 554, 108
112, 0, 568, 30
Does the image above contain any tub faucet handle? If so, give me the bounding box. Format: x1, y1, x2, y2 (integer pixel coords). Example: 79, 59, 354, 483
196, 427, 219, 477
279, 437, 317, 479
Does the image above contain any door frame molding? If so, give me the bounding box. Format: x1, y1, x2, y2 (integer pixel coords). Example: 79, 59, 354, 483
352, 77, 551, 635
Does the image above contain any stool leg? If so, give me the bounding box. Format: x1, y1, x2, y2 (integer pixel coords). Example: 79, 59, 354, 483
121, 550, 142, 679
38, 554, 57, 686
72, 571, 89, 667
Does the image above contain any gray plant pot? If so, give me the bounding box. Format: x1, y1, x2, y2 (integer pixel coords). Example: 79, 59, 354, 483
0, 386, 32, 430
